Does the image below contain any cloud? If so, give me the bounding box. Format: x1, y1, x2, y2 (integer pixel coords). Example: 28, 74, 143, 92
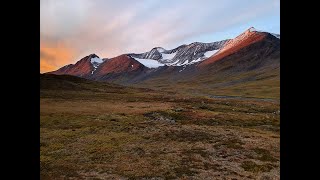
40, 60, 57, 73
40, 38, 76, 73
40, 0, 280, 72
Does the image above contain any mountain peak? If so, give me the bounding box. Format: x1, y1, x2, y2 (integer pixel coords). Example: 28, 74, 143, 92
199, 27, 273, 67
248, 27, 257, 32
88, 53, 99, 58
218, 27, 262, 54
238, 27, 257, 37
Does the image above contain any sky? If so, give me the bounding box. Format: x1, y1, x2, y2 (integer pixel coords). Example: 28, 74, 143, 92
40, 0, 280, 73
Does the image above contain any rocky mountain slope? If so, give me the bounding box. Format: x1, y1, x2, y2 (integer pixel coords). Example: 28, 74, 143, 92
48, 27, 280, 98
49, 54, 104, 78
136, 29, 280, 99
128, 39, 228, 66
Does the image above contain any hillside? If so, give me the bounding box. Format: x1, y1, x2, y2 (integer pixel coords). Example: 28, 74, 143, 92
134, 31, 280, 99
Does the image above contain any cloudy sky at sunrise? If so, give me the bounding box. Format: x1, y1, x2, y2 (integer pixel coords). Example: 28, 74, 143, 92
40, 0, 280, 73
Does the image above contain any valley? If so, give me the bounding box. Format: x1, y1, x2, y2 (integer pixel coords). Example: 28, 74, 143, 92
41, 27, 280, 179
40, 74, 279, 179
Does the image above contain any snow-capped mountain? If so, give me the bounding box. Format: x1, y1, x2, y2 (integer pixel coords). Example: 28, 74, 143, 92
128, 40, 228, 68
199, 27, 279, 67
49, 54, 105, 77
48, 27, 280, 85
125, 27, 279, 69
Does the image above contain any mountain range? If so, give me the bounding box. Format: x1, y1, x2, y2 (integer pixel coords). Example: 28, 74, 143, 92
47, 27, 280, 99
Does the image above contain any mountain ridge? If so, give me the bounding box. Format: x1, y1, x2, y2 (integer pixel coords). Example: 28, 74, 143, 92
49, 27, 279, 76
47, 27, 280, 98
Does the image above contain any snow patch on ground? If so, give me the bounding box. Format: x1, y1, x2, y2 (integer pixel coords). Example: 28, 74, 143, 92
132, 57, 165, 68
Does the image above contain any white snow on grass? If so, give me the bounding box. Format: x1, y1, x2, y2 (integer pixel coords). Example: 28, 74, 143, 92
204, 49, 219, 58
132, 57, 165, 68
161, 52, 176, 60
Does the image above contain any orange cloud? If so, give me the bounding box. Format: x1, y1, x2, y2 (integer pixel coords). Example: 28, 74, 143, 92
40, 41, 76, 73
40, 60, 57, 73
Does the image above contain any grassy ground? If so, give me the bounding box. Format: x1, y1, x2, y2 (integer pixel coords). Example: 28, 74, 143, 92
40, 76, 279, 179
133, 66, 280, 100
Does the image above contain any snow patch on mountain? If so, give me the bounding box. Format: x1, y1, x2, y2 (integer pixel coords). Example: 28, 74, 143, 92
128, 40, 228, 68
156, 47, 165, 53
176, 60, 189, 66
204, 49, 219, 58
193, 57, 203, 63
91, 57, 103, 64
161, 52, 176, 60
167, 49, 220, 66
132, 57, 165, 68
179, 65, 187, 72
90, 57, 103, 74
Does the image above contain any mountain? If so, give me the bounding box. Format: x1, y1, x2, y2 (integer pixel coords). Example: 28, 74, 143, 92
199, 27, 278, 66
90, 54, 149, 83
128, 39, 228, 66
48, 54, 104, 77
135, 27, 280, 98
48, 27, 280, 98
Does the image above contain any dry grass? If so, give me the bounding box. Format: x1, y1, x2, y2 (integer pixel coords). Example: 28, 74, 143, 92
40, 75, 279, 179
133, 67, 280, 100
